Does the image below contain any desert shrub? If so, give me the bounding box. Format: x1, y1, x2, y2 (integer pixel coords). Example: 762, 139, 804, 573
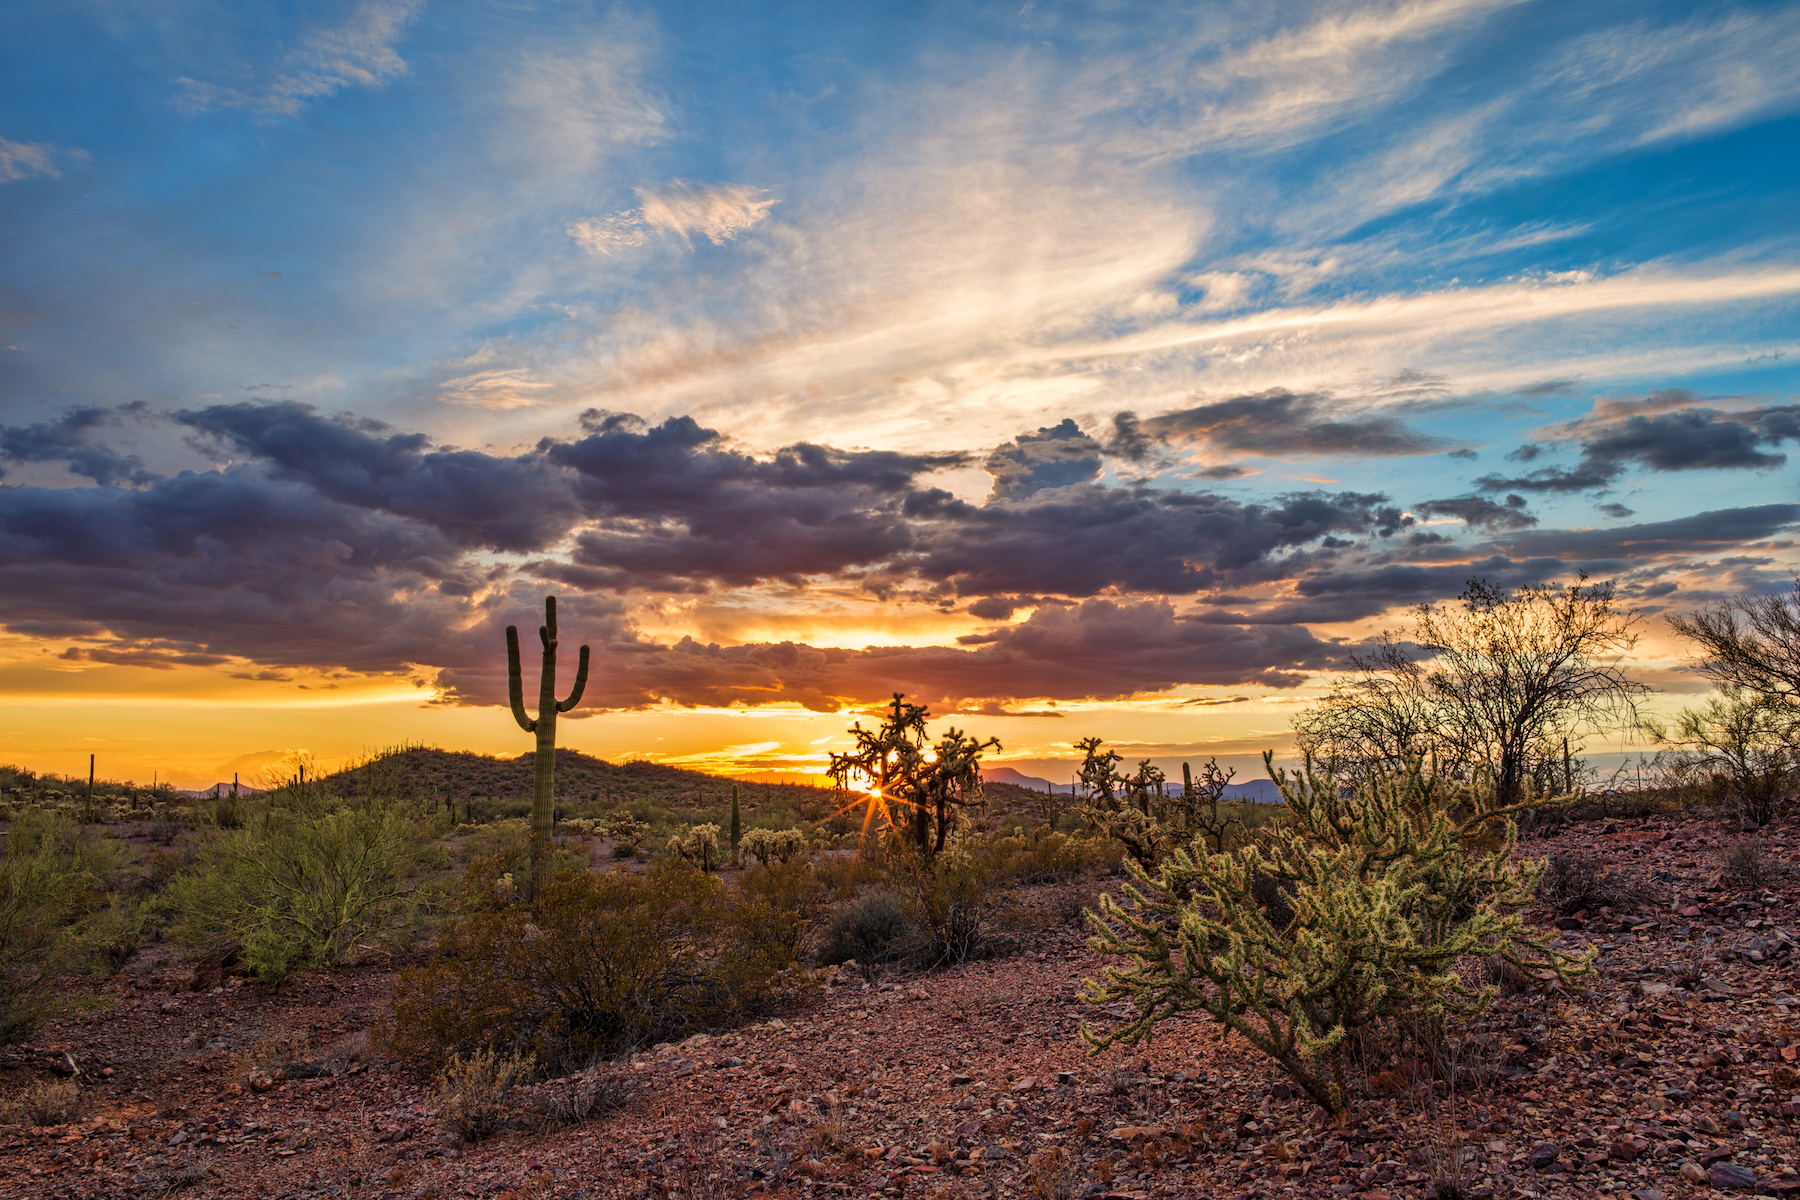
435, 1048, 533, 1142
0, 811, 130, 1040
15, 1079, 81, 1127
382, 861, 777, 1071
821, 892, 915, 965
1719, 840, 1783, 889
206, 794, 245, 829
1082, 756, 1591, 1118
996, 829, 1118, 884
666, 824, 721, 871
1027, 1144, 1082, 1200
1536, 853, 1649, 915
164, 797, 426, 984
528, 1063, 643, 1125
69, 894, 153, 974
899, 837, 1017, 965
741, 827, 809, 867
146, 816, 186, 845
734, 860, 825, 970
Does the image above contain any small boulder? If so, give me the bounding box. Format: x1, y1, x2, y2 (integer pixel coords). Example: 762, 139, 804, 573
1528, 1142, 1560, 1170
1708, 1161, 1760, 1190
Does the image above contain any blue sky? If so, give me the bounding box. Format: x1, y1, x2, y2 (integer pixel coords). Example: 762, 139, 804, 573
2, 0, 1798, 784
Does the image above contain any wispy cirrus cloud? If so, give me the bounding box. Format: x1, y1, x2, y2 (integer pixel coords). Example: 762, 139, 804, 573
569, 181, 777, 255
0, 137, 90, 183
175, 0, 424, 117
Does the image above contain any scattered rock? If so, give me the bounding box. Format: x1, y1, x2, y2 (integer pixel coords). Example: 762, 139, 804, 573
1707, 1161, 1760, 1190
1527, 1141, 1560, 1169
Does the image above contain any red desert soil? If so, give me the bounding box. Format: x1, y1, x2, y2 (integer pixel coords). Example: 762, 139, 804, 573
3, 813, 1798, 1200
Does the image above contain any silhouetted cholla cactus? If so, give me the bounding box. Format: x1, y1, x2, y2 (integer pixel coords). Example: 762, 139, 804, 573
667, 824, 720, 871
605, 811, 645, 849
507, 596, 590, 903
1075, 738, 1241, 867
742, 827, 808, 866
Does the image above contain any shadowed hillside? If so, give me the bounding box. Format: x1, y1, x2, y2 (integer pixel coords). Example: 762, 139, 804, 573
315, 745, 838, 814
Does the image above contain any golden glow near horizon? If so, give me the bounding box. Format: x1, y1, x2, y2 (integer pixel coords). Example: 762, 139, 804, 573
0, 623, 1696, 790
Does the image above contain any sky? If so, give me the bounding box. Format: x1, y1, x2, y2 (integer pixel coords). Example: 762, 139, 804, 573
2, 0, 1797, 789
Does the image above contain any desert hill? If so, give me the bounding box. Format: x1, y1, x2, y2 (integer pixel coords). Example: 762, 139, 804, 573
314, 745, 835, 813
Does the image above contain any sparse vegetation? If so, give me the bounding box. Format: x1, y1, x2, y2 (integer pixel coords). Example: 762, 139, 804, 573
435, 1047, 533, 1142
1719, 838, 1783, 888
1536, 852, 1650, 915
382, 859, 781, 1071
821, 891, 914, 966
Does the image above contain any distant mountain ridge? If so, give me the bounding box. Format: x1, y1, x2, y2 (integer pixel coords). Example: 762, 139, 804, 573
981, 766, 1283, 803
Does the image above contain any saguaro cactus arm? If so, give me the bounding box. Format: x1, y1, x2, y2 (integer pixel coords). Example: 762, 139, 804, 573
557, 645, 590, 713
505, 626, 537, 734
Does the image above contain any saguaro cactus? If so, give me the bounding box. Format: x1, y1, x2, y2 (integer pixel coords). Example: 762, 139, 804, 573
507, 596, 590, 903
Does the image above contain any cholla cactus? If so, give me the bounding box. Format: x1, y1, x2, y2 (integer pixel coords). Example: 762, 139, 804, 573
1081, 755, 1592, 1120
1075, 739, 1241, 866
667, 823, 721, 871
741, 827, 809, 867
605, 811, 645, 850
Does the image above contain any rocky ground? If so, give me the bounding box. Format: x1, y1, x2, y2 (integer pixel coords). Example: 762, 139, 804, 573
2, 811, 1798, 1200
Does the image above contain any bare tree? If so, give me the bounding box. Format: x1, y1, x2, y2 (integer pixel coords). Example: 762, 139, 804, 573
1658, 690, 1794, 827
1667, 576, 1800, 710
1293, 577, 1650, 805
1661, 579, 1800, 826
1293, 634, 1458, 783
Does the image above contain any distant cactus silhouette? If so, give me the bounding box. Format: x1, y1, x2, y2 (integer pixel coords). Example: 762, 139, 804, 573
507, 596, 590, 903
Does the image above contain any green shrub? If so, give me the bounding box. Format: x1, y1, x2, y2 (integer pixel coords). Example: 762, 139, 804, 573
1082, 756, 1591, 1119
734, 860, 825, 970
69, 895, 153, 974
821, 892, 914, 965
165, 797, 425, 984
0, 811, 130, 1040
382, 861, 777, 1071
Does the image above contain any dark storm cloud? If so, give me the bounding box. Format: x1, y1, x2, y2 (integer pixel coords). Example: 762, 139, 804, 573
0, 469, 503, 669
1413, 494, 1538, 532
885, 484, 1410, 599
8, 399, 1792, 713
1192, 555, 1573, 626
1477, 398, 1800, 494
0, 404, 157, 487
1217, 504, 1800, 626
176, 401, 583, 553
984, 418, 1104, 499
539, 414, 964, 590
1482, 504, 1800, 561
1139, 388, 1451, 457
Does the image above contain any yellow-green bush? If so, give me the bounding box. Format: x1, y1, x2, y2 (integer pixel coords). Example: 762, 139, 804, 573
165, 797, 428, 984
0, 811, 132, 1039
